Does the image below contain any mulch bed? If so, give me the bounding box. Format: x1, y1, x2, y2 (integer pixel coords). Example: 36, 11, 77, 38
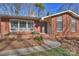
0, 38, 45, 51
56, 37, 79, 52
0, 33, 51, 51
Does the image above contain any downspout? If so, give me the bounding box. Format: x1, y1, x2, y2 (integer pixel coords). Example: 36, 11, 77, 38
40, 18, 43, 33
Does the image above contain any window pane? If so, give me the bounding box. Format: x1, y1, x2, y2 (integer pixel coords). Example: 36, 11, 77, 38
71, 18, 76, 32
11, 21, 18, 28
28, 22, 34, 31
11, 28, 17, 32
57, 16, 62, 32
20, 21, 26, 31
11, 21, 18, 32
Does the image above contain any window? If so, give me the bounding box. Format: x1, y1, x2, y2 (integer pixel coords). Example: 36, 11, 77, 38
71, 17, 76, 32
19, 21, 26, 31
28, 22, 34, 31
10, 21, 18, 32
10, 20, 34, 32
57, 16, 62, 32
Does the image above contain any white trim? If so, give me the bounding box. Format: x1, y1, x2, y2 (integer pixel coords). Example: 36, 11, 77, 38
9, 19, 33, 22
18, 21, 20, 32
56, 16, 63, 32
9, 21, 18, 32
26, 22, 28, 31
9, 19, 34, 32
41, 10, 79, 20
9, 21, 11, 32
71, 17, 76, 32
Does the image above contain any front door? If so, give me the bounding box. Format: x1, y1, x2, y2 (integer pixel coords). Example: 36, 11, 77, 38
40, 22, 47, 33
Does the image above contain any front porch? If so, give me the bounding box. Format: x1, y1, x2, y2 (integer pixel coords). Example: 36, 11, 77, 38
40, 20, 52, 34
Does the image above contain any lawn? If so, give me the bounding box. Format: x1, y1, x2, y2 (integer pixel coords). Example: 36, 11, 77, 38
27, 48, 79, 56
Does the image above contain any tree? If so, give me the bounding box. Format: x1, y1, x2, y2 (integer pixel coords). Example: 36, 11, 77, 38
58, 3, 79, 14
34, 3, 45, 10
34, 3, 45, 17
0, 3, 45, 17
23, 3, 45, 17
0, 3, 21, 15
13, 3, 21, 15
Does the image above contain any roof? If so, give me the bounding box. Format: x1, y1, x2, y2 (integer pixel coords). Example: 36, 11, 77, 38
41, 10, 79, 20
0, 10, 79, 21
0, 15, 40, 20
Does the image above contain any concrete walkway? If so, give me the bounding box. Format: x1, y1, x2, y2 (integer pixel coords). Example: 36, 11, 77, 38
0, 40, 61, 56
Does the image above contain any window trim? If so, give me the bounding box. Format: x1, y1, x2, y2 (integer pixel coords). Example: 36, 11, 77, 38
56, 16, 63, 32
71, 17, 76, 32
19, 21, 27, 31
9, 19, 34, 32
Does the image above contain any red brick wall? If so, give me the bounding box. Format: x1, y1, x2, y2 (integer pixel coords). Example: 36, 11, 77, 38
0, 18, 41, 35
1, 17, 9, 34
34, 20, 40, 33
1, 14, 79, 39
50, 13, 79, 39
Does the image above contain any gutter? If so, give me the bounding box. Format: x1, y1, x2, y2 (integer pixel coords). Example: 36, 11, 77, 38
41, 10, 79, 20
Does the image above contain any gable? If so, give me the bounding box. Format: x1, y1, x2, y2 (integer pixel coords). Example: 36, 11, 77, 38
42, 10, 79, 20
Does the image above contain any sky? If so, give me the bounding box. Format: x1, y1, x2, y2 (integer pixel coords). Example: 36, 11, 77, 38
21, 3, 63, 16
44, 3, 63, 14
0, 3, 63, 16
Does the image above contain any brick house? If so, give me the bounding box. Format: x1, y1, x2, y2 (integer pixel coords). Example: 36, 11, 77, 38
0, 15, 41, 38
42, 10, 79, 38
0, 10, 79, 39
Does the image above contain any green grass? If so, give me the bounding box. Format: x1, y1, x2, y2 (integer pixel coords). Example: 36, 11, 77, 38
27, 48, 79, 56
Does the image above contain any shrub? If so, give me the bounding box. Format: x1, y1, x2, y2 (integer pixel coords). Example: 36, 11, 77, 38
31, 31, 36, 34
31, 31, 40, 35
34, 36, 43, 41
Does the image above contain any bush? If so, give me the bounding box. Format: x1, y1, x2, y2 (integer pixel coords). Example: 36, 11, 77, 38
34, 36, 43, 41
31, 31, 36, 34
